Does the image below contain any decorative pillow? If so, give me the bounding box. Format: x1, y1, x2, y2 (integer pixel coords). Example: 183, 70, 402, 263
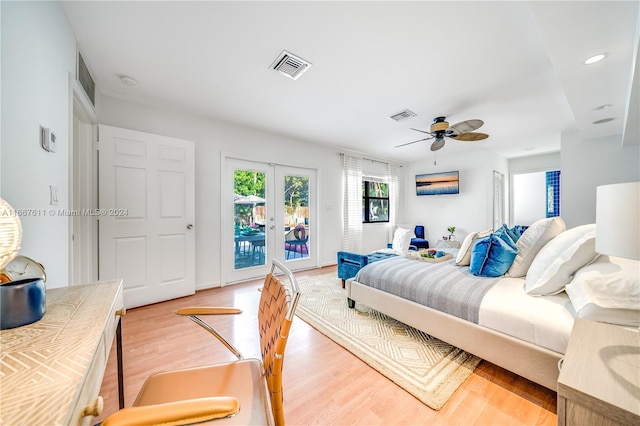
469, 233, 518, 277
507, 217, 566, 277
455, 230, 492, 266
525, 224, 598, 295
510, 225, 529, 240
493, 225, 518, 250
391, 227, 412, 253
565, 256, 640, 326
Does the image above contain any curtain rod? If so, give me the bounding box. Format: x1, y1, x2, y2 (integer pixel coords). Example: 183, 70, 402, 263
338, 152, 402, 167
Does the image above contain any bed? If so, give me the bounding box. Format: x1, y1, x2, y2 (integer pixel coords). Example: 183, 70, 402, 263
344, 218, 639, 391
346, 254, 573, 390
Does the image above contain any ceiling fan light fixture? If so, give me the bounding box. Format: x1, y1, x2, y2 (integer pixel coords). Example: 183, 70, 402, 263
584, 53, 606, 65
430, 121, 449, 132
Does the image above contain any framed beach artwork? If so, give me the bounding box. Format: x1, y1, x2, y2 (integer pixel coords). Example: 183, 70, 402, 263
416, 171, 459, 196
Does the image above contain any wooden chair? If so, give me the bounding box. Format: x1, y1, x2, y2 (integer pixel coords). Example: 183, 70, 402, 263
102, 259, 300, 426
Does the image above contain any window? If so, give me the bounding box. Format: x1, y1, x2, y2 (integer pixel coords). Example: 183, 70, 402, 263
363, 180, 389, 223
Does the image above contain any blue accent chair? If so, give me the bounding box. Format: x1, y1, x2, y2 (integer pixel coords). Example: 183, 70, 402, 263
410, 225, 429, 250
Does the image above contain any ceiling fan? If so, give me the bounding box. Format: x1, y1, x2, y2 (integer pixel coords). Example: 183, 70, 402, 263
396, 116, 489, 151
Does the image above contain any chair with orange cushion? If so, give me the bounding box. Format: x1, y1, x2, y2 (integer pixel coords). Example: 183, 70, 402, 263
102, 259, 300, 426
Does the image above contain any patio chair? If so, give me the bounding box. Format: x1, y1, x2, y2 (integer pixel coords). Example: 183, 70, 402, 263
102, 259, 301, 426
285, 224, 309, 259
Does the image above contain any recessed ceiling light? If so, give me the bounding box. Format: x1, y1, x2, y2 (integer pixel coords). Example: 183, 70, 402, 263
593, 118, 615, 124
593, 104, 612, 111
584, 54, 606, 65
120, 75, 138, 86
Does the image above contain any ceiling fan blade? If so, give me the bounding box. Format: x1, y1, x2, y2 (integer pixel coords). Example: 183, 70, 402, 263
410, 128, 433, 135
430, 139, 446, 151
395, 137, 432, 148
450, 132, 489, 142
448, 119, 484, 135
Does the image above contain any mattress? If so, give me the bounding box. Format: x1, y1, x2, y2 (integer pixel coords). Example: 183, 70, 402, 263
479, 276, 575, 354
354, 254, 575, 354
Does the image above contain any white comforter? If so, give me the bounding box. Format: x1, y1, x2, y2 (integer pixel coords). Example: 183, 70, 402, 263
479, 276, 575, 354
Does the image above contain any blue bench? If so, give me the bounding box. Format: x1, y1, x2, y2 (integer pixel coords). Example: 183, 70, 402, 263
337, 251, 398, 288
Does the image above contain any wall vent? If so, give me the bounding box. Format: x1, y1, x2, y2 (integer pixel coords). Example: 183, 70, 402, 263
270, 50, 312, 80
77, 52, 95, 106
389, 109, 417, 121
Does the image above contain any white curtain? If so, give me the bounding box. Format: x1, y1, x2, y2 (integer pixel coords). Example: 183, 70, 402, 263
387, 163, 399, 242
343, 155, 363, 252
493, 170, 505, 229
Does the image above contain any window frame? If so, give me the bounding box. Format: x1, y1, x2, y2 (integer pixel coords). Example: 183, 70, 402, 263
362, 180, 389, 223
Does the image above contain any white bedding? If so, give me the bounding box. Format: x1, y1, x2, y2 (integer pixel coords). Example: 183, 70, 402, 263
479, 276, 575, 354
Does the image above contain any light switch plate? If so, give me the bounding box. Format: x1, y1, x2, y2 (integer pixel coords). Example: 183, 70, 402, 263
50, 185, 59, 206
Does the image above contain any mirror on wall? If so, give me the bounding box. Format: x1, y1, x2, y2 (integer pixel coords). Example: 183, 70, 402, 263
511, 170, 561, 226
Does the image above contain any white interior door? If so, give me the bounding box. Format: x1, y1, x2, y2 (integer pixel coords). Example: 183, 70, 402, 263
223, 157, 316, 284
99, 125, 195, 308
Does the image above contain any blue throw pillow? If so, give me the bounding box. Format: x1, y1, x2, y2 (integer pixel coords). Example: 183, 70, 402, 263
469, 233, 518, 277
494, 225, 518, 249
503, 224, 521, 243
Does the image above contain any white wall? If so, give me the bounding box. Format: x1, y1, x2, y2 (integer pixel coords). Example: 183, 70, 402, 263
561, 131, 640, 228
1, 1, 76, 288
97, 96, 349, 288
402, 148, 508, 246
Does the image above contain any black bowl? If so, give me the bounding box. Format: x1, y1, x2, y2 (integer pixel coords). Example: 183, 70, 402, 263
0, 277, 46, 330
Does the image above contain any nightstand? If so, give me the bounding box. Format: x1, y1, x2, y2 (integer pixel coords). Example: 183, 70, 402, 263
557, 318, 640, 426
435, 239, 461, 249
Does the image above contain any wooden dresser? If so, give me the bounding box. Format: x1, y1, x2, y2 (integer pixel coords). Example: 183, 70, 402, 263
0, 280, 124, 425
557, 318, 640, 426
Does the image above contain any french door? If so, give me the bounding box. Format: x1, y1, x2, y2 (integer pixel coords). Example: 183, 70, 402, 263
223, 158, 316, 283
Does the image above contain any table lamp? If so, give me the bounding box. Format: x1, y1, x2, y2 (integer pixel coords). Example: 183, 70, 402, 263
595, 181, 640, 260
0, 197, 46, 330
0, 197, 22, 271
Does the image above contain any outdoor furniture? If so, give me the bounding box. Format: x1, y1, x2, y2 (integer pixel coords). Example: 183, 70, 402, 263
285, 224, 308, 259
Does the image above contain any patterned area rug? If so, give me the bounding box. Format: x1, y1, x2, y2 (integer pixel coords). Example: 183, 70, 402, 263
295, 273, 481, 410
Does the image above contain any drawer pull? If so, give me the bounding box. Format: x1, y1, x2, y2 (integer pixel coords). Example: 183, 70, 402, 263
82, 396, 104, 418
558, 358, 564, 371
116, 308, 126, 317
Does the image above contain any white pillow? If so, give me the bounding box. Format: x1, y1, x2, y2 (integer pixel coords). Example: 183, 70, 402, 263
565, 256, 640, 326
391, 227, 412, 253
507, 217, 566, 277
455, 230, 492, 266
525, 224, 598, 295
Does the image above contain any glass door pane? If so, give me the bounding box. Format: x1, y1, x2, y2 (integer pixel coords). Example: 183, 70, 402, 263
283, 175, 309, 260
234, 169, 267, 270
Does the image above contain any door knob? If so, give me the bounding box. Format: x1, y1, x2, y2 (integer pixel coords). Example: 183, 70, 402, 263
187, 224, 194, 230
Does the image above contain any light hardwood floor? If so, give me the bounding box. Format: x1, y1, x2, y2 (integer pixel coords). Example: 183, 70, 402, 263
96, 266, 557, 425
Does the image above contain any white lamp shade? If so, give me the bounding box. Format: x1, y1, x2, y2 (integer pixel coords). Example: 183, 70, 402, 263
0, 198, 22, 270
595, 182, 640, 260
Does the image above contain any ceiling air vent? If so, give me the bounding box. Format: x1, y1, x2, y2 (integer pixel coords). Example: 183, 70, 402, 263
271, 50, 312, 80
389, 109, 417, 122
